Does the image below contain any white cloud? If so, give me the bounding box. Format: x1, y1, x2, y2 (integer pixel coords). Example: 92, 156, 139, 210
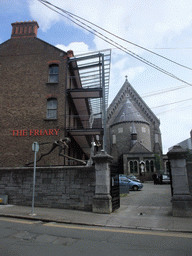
29, 0, 61, 31
144, 85, 192, 153
56, 42, 90, 55
30, 0, 192, 48
109, 55, 146, 103
160, 109, 192, 153
126, 67, 146, 82
160, 0, 192, 33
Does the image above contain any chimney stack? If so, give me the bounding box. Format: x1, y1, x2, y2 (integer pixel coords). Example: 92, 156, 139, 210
67, 50, 74, 58
11, 21, 39, 38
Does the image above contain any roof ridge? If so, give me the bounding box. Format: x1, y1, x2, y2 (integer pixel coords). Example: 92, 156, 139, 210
130, 141, 151, 153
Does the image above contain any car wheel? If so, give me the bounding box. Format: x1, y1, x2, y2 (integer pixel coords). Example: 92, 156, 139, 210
133, 185, 138, 191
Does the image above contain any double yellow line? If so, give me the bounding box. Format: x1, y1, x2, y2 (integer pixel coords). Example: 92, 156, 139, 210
1, 217, 192, 239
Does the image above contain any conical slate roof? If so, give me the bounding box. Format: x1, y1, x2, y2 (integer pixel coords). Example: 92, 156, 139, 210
113, 98, 147, 124
107, 78, 160, 127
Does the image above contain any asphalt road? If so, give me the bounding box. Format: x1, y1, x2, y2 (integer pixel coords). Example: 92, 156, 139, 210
0, 217, 192, 256
121, 182, 172, 207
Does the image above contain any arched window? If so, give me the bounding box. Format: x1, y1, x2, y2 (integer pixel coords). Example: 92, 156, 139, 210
146, 160, 150, 172
130, 161, 138, 173
130, 161, 134, 173
47, 98, 57, 119
134, 161, 138, 173
150, 160, 154, 173
49, 64, 59, 83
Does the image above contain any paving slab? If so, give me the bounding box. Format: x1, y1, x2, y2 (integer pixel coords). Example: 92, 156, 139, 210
0, 204, 192, 233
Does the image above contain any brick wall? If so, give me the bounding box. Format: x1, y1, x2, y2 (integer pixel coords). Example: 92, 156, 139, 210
0, 31, 88, 167
0, 36, 71, 167
0, 166, 95, 211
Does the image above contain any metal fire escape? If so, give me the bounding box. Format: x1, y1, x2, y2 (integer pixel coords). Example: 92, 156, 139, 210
66, 49, 111, 158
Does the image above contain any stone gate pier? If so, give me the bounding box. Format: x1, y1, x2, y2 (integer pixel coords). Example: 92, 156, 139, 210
168, 145, 192, 217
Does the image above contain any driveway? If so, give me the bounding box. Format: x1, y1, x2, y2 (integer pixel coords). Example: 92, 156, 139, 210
120, 182, 172, 207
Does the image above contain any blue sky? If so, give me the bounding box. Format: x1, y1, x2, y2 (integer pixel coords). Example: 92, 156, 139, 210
1, 0, 192, 153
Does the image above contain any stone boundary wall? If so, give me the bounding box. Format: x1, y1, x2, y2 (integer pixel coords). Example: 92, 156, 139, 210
187, 162, 192, 195
0, 166, 95, 211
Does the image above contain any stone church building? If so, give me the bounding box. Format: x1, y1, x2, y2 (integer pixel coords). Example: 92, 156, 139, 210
106, 77, 163, 180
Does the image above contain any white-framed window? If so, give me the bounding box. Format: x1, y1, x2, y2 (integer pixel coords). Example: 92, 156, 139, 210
47, 98, 57, 119
49, 64, 59, 83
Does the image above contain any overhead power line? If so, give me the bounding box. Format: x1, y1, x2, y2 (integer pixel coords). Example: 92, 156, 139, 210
141, 84, 188, 98
38, 0, 192, 87
152, 97, 192, 109
156, 104, 192, 115
38, 0, 192, 71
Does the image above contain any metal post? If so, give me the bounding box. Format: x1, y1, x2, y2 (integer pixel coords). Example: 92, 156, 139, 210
31, 142, 39, 216
31, 149, 36, 215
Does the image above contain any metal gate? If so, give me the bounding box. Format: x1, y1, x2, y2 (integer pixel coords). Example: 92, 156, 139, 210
110, 164, 120, 212
167, 160, 173, 196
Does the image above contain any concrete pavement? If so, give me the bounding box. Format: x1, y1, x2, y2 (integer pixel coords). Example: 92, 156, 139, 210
0, 203, 192, 233
0, 183, 192, 233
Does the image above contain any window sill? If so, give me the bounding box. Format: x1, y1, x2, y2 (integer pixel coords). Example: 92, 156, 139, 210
46, 82, 59, 86
44, 118, 58, 121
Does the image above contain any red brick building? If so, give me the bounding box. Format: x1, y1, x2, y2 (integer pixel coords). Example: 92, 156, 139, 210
0, 21, 109, 167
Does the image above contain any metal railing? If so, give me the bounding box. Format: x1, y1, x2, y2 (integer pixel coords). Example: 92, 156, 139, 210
66, 114, 102, 130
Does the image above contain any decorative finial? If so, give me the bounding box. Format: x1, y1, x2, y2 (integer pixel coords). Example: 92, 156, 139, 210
125, 75, 128, 81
